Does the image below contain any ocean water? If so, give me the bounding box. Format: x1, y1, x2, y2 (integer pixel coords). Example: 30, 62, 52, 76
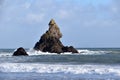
0, 48, 120, 80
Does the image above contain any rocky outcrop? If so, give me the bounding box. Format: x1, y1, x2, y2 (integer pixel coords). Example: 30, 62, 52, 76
62, 46, 78, 53
34, 19, 78, 54
13, 47, 28, 56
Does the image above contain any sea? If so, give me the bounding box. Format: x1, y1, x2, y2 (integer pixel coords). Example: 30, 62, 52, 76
0, 48, 120, 80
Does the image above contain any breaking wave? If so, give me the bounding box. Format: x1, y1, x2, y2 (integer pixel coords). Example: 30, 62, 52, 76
78, 49, 111, 55
0, 48, 116, 57
0, 63, 120, 76
28, 49, 111, 55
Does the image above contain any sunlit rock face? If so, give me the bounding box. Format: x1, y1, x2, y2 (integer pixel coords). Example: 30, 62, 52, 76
34, 19, 78, 54
48, 19, 62, 39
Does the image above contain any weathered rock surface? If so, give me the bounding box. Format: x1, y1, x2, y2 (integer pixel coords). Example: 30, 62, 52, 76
13, 47, 28, 56
34, 19, 78, 53
62, 46, 78, 53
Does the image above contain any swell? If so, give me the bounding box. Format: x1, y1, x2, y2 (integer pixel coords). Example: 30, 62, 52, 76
0, 54, 120, 64
0, 49, 120, 64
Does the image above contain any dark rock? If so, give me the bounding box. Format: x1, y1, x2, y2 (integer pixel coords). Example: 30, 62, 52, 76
62, 46, 78, 53
13, 47, 28, 56
34, 19, 78, 53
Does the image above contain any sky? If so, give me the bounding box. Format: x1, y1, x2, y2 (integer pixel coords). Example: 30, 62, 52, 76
0, 0, 120, 48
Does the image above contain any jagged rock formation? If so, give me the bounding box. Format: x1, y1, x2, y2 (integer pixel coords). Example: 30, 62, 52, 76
34, 19, 78, 54
13, 47, 28, 56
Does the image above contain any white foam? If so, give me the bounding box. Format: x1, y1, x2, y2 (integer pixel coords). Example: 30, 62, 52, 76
78, 49, 110, 55
0, 49, 111, 57
28, 48, 107, 55
0, 63, 120, 76
0, 52, 12, 57
28, 49, 57, 55
27, 48, 72, 55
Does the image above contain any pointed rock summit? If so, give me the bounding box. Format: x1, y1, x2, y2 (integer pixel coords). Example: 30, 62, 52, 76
48, 19, 62, 39
34, 19, 78, 53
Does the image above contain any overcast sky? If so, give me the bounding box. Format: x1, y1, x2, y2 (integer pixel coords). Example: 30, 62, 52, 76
0, 0, 120, 48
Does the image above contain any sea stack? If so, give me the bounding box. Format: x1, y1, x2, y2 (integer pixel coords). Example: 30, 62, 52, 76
13, 47, 28, 56
34, 19, 78, 53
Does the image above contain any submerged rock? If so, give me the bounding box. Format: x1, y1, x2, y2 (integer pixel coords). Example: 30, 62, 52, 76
34, 19, 78, 53
13, 47, 28, 56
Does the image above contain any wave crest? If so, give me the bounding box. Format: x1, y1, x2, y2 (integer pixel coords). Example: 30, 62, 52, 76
78, 49, 110, 55
0, 63, 120, 76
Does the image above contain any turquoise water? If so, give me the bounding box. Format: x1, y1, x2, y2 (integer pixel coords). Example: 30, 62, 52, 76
0, 48, 120, 80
